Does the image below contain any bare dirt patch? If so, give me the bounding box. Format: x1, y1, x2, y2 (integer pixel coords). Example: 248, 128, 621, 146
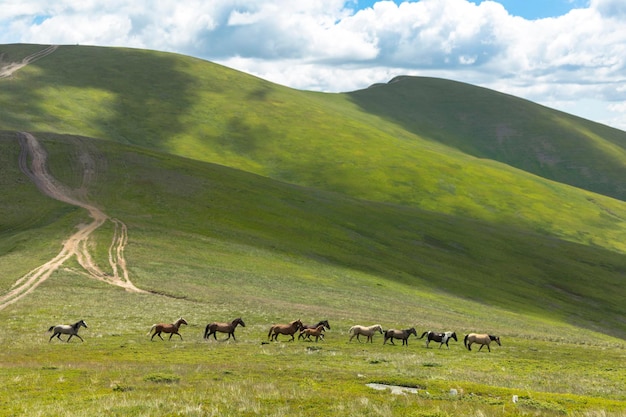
0, 132, 145, 311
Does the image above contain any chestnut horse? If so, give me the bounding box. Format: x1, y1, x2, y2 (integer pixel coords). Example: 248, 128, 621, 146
419, 330, 458, 349
147, 317, 187, 341
268, 319, 303, 342
464, 333, 501, 352
204, 317, 246, 341
383, 328, 417, 346
349, 324, 383, 343
48, 319, 88, 342
300, 324, 326, 342
298, 320, 331, 340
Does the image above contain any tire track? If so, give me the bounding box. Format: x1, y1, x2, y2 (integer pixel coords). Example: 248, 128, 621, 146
0, 45, 58, 78
0, 133, 145, 311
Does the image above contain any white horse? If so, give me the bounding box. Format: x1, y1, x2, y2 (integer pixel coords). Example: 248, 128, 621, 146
48, 319, 88, 342
348, 324, 383, 343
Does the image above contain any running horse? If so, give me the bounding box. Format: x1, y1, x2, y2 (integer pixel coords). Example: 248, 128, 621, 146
348, 324, 383, 343
268, 319, 303, 342
48, 319, 88, 342
147, 317, 188, 341
298, 320, 331, 340
464, 333, 501, 352
204, 317, 246, 341
419, 330, 458, 349
383, 327, 417, 346
300, 324, 326, 342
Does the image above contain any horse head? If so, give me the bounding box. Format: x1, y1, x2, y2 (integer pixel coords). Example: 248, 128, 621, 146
408, 328, 417, 337
490, 335, 501, 345
236, 317, 246, 327
178, 318, 188, 326
449, 332, 458, 341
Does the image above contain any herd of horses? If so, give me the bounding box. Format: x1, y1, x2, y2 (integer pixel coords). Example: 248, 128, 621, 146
47, 318, 502, 351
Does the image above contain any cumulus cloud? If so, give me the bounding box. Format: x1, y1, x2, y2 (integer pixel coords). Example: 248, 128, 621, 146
1, 0, 626, 129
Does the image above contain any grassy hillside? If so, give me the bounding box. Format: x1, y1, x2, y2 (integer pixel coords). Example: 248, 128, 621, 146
1, 44, 625, 415
350, 76, 626, 202
2, 44, 626, 258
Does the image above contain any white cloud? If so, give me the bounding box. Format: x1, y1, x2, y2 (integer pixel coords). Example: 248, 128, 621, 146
1, 0, 626, 130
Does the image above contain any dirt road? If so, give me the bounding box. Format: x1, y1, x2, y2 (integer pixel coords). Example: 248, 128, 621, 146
0, 133, 146, 311
0, 45, 58, 78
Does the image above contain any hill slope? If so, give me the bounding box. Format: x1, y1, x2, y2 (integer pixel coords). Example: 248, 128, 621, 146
1, 44, 625, 415
2, 44, 626, 257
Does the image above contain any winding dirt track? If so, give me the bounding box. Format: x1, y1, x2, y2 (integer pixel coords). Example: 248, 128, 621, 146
0, 45, 58, 78
0, 46, 146, 310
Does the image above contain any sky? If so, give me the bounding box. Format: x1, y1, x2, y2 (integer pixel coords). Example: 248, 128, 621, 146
2, 0, 626, 131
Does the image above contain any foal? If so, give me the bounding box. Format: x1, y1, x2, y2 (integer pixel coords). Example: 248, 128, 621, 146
300, 324, 326, 342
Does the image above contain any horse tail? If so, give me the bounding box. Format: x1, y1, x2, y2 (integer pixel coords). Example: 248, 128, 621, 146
348, 326, 356, 335
147, 324, 156, 336
267, 326, 274, 340
419, 331, 427, 339
47, 326, 54, 332
464, 334, 469, 349
203, 324, 210, 339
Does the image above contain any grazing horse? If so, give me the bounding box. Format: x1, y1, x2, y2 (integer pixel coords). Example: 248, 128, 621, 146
300, 324, 326, 342
204, 317, 245, 341
147, 318, 188, 341
298, 320, 331, 340
464, 333, 501, 352
383, 328, 417, 346
349, 324, 383, 343
268, 319, 303, 342
419, 331, 458, 349
48, 319, 88, 342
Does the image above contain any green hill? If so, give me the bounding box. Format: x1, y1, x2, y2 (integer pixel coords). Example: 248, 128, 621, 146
0, 44, 625, 416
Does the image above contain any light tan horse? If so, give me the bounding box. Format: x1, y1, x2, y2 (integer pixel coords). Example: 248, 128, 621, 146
48, 319, 88, 342
348, 324, 383, 343
204, 317, 245, 341
300, 324, 326, 342
383, 327, 417, 346
464, 333, 501, 352
268, 319, 303, 342
147, 317, 187, 341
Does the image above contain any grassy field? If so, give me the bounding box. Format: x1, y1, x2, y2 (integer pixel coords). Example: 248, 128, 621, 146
1, 44, 625, 415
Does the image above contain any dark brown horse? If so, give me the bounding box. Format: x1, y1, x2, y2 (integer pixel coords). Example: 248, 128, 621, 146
204, 317, 245, 341
147, 317, 187, 341
298, 320, 331, 340
383, 327, 417, 346
268, 319, 303, 342
464, 333, 501, 352
419, 330, 458, 349
48, 319, 88, 342
300, 324, 326, 342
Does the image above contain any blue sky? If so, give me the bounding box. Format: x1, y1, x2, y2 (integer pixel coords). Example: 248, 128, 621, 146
1, 0, 625, 130
355, 0, 590, 19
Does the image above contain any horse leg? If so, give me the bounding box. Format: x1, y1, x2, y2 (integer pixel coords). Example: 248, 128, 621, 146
230, 332, 236, 341
66, 334, 73, 342
49, 332, 57, 342
478, 344, 484, 351
75, 334, 84, 342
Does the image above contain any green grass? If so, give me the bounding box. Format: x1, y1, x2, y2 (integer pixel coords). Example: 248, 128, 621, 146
1, 44, 626, 415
